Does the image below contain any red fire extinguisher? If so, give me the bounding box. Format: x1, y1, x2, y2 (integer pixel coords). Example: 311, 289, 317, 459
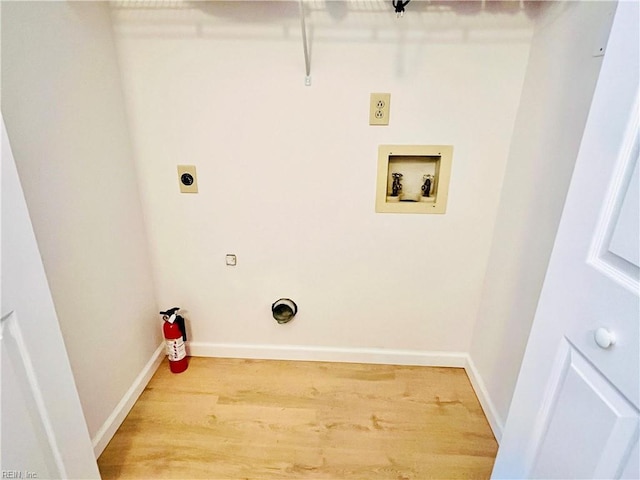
160, 307, 188, 374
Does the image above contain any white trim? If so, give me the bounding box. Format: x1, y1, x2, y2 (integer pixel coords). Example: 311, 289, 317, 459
464, 354, 504, 443
91, 343, 164, 458
188, 341, 468, 367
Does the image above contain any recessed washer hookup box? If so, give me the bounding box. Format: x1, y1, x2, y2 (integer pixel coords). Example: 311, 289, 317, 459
375, 144, 453, 214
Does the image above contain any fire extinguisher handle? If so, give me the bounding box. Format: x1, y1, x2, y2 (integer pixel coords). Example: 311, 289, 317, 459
159, 307, 180, 317
176, 315, 187, 342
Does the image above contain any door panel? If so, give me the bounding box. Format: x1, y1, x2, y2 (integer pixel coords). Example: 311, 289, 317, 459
1, 312, 59, 478
529, 339, 638, 479
591, 124, 640, 287
621, 436, 639, 480
608, 148, 639, 268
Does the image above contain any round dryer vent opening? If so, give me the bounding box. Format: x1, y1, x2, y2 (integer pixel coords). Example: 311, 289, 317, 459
272, 298, 297, 324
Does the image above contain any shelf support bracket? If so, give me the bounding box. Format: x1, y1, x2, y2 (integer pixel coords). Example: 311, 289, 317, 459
299, 0, 311, 86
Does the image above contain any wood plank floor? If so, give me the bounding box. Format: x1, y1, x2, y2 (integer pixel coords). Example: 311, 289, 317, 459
98, 357, 497, 479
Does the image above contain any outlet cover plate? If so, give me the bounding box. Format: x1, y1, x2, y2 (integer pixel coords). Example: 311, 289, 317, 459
177, 165, 198, 193
370, 93, 390, 126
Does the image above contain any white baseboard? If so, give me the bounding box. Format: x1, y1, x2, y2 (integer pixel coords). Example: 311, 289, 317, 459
91, 343, 164, 458
464, 354, 504, 443
188, 342, 468, 367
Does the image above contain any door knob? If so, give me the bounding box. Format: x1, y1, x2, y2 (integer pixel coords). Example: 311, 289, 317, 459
594, 327, 616, 349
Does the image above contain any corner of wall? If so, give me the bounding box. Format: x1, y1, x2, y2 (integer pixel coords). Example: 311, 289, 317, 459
464, 354, 504, 442
92, 343, 164, 458
1, 0, 162, 441
467, 0, 618, 430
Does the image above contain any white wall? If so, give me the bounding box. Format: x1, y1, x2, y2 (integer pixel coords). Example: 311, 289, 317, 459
1, 1, 160, 440
469, 0, 617, 432
111, 1, 534, 356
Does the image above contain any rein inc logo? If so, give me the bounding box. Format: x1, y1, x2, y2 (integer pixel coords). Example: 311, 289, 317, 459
2, 472, 37, 479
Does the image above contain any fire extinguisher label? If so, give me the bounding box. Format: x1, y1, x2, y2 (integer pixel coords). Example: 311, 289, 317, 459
165, 337, 186, 361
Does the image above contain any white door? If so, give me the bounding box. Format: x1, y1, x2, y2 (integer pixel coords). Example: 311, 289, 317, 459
1, 118, 100, 479
492, 2, 639, 478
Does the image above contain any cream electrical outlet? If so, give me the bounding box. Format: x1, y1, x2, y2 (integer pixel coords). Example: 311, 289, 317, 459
369, 93, 390, 126
177, 165, 198, 193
